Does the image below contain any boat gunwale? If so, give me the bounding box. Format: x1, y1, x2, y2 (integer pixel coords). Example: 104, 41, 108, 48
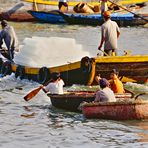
82, 100, 148, 106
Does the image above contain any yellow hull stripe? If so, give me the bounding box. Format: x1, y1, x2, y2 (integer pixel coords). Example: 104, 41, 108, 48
95, 55, 148, 63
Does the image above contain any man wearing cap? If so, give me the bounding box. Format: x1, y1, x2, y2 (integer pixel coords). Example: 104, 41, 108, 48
0, 20, 19, 61
94, 78, 116, 102
98, 11, 120, 56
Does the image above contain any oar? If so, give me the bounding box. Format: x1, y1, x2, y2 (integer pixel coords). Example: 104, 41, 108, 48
108, 0, 148, 22
124, 88, 135, 98
2, 3, 24, 17
134, 92, 148, 100
24, 86, 43, 101
24, 79, 51, 101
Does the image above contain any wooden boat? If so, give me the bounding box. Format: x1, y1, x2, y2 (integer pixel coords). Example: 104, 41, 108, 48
0, 55, 148, 85
28, 10, 148, 26
28, 10, 66, 24
82, 100, 148, 120
61, 11, 148, 26
62, 7, 148, 26
48, 91, 132, 112
23, 0, 148, 6
0, 11, 35, 22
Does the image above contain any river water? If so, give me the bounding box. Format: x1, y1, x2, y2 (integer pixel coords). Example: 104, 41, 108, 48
0, 1, 148, 148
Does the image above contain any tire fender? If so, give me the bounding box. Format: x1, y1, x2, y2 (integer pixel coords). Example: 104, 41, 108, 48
80, 56, 92, 74
37, 67, 50, 84
15, 65, 25, 80
1, 61, 12, 76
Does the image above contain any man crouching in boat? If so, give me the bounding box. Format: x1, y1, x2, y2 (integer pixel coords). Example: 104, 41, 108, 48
42, 72, 65, 94
109, 69, 125, 94
0, 20, 19, 61
94, 78, 116, 102
98, 11, 120, 56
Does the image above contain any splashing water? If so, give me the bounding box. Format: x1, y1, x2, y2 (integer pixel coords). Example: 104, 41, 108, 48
14, 36, 91, 67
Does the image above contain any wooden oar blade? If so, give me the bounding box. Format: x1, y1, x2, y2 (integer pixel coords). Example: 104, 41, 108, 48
24, 87, 42, 101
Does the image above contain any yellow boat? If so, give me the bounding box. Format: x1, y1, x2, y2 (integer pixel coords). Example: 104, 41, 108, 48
23, 0, 148, 6
0, 55, 148, 85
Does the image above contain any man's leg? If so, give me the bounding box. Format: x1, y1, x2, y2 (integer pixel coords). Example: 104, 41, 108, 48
9, 49, 14, 61
104, 49, 112, 56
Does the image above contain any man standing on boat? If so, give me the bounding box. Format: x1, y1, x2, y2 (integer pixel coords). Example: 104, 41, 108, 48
0, 20, 19, 61
98, 11, 120, 56
100, 0, 108, 14
58, 0, 68, 12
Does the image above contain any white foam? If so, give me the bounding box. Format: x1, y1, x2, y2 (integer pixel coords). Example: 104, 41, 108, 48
14, 36, 90, 67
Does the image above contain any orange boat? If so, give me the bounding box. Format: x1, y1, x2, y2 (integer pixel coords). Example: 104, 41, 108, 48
0, 11, 35, 22
82, 99, 148, 120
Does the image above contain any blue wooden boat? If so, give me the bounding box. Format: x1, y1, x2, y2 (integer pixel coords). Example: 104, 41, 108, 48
28, 10, 148, 26
28, 10, 66, 24
60, 11, 148, 26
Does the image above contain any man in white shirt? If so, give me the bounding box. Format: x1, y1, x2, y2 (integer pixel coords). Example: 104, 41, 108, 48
42, 72, 65, 94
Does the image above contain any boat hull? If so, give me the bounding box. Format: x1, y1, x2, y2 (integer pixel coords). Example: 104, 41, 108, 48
0, 55, 148, 85
0, 11, 35, 22
62, 12, 148, 26
82, 101, 148, 120
28, 10, 66, 24
28, 10, 148, 26
48, 92, 95, 112
48, 92, 132, 112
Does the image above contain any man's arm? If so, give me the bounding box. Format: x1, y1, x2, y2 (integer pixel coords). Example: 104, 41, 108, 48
116, 23, 120, 38
41, 86, 48, 93
98, 27, 105, 50
0, 31, 4, 48
117, 31, 120, 38
98, 36, 105, 50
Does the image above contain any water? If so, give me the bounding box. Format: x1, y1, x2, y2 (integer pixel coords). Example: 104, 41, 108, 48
0, 1, 148, 147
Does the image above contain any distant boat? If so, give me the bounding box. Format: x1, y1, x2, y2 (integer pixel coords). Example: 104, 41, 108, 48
28, 10, 66, 24
23, 0, 148, 6
0, 11, 35, 22
60, 11, 148, 26
28, 10, 148, 26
